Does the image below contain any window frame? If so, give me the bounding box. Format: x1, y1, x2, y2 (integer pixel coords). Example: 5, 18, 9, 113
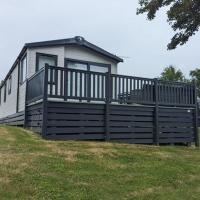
8, 75, 12, 95
64, 58, 111, 72
20, 54, 27, 85
64, 58, 111, 73
36, 53, 58, 72
4, 82, 7, 102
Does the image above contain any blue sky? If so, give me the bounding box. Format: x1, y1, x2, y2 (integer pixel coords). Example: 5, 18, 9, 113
0, 0, 200, 81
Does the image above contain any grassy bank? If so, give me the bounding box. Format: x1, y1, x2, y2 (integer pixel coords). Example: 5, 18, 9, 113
0, 126, 200, 200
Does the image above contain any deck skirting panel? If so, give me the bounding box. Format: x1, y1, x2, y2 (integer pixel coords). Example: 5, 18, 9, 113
0, 111, 25, 126
26, 102, 43, 133
40, 102, 196, 145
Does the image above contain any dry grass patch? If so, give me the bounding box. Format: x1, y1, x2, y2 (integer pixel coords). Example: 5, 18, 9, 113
0, 127, 15, 142
153, 151, 174, 159
85, 141, 118, 158
0, 177, 10, 184
45, 143, 77, 162
0, 153, 22, 165
129, 186, 169, 198
87, 147, 118, 158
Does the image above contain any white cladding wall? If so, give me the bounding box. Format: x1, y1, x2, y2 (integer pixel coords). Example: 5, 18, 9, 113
27, 45, 118, 76
0, 44, 119, 118
17, 46, 65, 113
65, 45, 118, 74
0, 65, 18, 118
18, 82, 26, 112
27, 46, 65, 78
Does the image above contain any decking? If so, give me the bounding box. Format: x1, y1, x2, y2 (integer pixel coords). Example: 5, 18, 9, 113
3, 64, 199, 146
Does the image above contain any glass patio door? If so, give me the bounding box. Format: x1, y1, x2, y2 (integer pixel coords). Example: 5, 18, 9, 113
65, 60, 109, 100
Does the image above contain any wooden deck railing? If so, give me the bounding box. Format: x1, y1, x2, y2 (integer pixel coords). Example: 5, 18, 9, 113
26, 65, 196, 107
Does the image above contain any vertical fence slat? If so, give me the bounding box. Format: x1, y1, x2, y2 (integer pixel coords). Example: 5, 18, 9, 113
49, 68, 53, 96
60, 70, 63, 97
42, 64, 49, 138
75, 71, 78, 97
102, 75, 105, 99
118, 77, 121, 103
105, 71, 110, 141
97, 74, 100, 99
55, 69, 58, 96
154, 78, 159, 145
84, 73, 87, 99
70, 71, 73, 97
64, 69, 68, 101
92, 74, 94, 98
87, 72, 91, 102
115, 76, 117, 100
79, 72, 83, 99
194, 84, 199, 147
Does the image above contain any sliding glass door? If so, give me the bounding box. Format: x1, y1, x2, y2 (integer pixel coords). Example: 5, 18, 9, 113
65, 59, 110, 99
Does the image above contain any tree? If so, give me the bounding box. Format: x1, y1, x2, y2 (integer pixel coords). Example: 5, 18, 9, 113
137, 0, 200, 50
159, 65, 185, 81
190, 68, 200, 97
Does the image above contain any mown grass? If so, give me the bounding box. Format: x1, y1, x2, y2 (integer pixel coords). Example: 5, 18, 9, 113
0, 126, 200, 200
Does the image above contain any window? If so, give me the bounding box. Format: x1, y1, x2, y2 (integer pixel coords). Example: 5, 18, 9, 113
67, 61, 88, 71
90, 65, 108, 73
20, 55, 27, 84
65, 59, 109, 73
8, 76, 12, 95
65, 59, 110, 97
4, 82, 7, 102
36, 53, 58, 84
36, 53, 57, 72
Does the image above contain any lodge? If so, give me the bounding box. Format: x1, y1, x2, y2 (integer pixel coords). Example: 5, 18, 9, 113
0, 36, 198, 146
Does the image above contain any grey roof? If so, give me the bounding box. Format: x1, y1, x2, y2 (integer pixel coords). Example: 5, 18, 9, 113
25, 36, 123, 63
0, 36, 123, 89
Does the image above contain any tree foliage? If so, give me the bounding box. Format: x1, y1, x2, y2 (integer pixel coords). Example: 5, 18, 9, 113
190, 68, 200, 97
137, 0, 200, 50
159, 65, 185, 81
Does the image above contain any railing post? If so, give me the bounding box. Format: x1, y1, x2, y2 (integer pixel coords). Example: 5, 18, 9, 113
64, 68, 68, 101
42, 64, 49, 138
105, 71, 111, 141
87, 71, 91, 102
154, 78, 159, 145
194, 83, 199, 147
24, 79, 29, 128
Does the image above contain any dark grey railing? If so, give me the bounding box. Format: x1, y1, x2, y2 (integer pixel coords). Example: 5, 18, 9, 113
47, 66, 107, 102
26, 69, 45, 104
111, 74, 195, 106
26, 65, 196, 107
111, 74, 155, 104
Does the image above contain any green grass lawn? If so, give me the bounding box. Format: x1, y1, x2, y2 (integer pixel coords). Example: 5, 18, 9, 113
0, 126, 200, 200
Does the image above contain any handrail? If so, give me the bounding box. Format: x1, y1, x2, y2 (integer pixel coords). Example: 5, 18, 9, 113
26, 69, 45, 104
27, 68, 44, 82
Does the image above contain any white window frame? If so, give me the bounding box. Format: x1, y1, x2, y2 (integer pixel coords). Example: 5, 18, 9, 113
8, 76, 12, 95
20, 54, 27, 84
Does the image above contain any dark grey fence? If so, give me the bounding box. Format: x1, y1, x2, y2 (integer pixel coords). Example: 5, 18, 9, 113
0, 111, 24, 126
42, 101, 196, 145
26, 69, 45, 104
24, 65, 199, 146
26, 65, 196, 107
44, 65, 195, 107
47, 66, 107, 102
111, 75, 195, 106
111, 74, 155, 104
